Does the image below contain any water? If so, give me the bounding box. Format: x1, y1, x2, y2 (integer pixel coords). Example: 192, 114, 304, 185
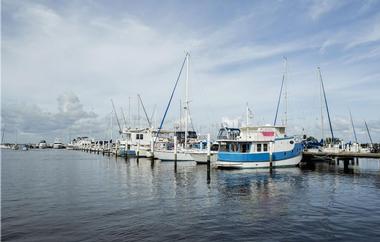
2, 149, 380, 241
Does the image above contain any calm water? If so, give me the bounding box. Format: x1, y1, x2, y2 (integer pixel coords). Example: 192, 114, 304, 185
2, 149, 380, 241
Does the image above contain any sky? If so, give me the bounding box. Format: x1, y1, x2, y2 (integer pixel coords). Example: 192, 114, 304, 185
1, 0, 380, 144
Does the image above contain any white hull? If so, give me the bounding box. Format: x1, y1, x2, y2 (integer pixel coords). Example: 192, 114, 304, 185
154, 150, 194, 161
39, 143, 47, 149
215, 154, 302, 169
53, 144, 64, 149
190, 152, 218, 164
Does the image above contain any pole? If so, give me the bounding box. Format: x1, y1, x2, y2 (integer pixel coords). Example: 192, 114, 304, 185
284, 57, 288, 127
364, 120, 373, 148
318, 67, 334, 143
349, 109, 358, 143
320, 78, 324, 142
184, 52, 189, 149
174, 135, 177, 162
207, 133, 211, 184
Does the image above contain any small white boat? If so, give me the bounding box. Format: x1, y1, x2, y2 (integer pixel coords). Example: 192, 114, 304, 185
190, 151, 218, 164
39, 140, 47, 149
53, 138, 64, 149
154, 149, 194, 161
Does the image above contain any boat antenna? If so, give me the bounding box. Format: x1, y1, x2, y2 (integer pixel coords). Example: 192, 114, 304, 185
111, 99, 122, 134
364, 120, 373, 148
349, 109, 358, 143
137, 94, 152, 128
318, 67, 334, 143
154, 53, 188, 143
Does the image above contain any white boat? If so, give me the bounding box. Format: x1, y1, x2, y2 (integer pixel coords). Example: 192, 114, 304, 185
215, 125, 303, 169
190, 151, 218, 163
53, 138, 64, 149
39, 140, 47, 149
154, 149, 194, 161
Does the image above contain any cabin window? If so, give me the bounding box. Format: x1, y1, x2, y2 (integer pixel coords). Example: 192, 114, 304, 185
219, 144, 228, 152
240, 143, 250, 153
211, 144, 219, 151
230, 143, 239, 152
263, 143, 268, 152
257, 143, 262, 152
290, 140, 294, 144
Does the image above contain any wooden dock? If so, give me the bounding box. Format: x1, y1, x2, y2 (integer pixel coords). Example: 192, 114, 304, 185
303, 151, 380, 159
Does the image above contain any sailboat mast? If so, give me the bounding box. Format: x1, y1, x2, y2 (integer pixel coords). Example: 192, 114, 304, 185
320, 78, 324, 141
318, 67, 334, 143
364, 120, 373, 147
349, 109, 358, 143
284, 57, 288, 127
184, 52, 189, 148
128, 96, 131, 128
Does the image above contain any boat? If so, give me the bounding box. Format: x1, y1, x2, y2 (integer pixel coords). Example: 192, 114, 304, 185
39, 140, 47, 149
190, 127, 240, 164
53, 138, 64, 149
215, 125, 303, 169
215, 58, 304, 169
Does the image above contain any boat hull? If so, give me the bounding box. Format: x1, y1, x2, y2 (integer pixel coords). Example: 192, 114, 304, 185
215, 153, 302, 169
190, 152, 218, 164
154, 150, 194, 161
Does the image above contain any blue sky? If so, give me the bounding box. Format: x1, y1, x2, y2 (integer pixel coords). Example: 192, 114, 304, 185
1, 0, 380, 143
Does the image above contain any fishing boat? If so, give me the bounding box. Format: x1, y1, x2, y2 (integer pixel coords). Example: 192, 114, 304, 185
215, 125, 303, 169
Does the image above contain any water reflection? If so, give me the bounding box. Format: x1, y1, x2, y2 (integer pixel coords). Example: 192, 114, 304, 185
3, 150, 380, 241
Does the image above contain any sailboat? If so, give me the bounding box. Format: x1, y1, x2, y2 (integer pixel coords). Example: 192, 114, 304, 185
153, 52, 197, 161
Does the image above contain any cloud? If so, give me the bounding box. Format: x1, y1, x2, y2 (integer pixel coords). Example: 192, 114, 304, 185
308, 0, 345, 20
2, 1, 380, 142
1, 93, 101, 142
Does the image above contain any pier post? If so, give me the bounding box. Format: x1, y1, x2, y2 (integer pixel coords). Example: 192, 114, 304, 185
344, 159, 349, 171
137, 143, 140, 161
356, 157, 359, 165
174, 136, 177, 171
174, 136, 177, 161
269, 142, 273, 170
207, 134, 211, 184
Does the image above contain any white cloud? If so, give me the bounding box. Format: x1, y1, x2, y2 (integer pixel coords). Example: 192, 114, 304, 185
308, 0, 345, 20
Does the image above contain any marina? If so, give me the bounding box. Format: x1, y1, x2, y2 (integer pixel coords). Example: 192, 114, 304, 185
2, 1, 380, 241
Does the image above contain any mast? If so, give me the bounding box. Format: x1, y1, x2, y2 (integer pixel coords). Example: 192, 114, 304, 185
110, 99, 122, 134
184, 52, 189, 148
137, 95, 140, 129
283, 57, 288, 127
349, 109, 358, 143
364, 120, 373, 148
179, 99, 182, 131
154, 53, 187, 143
121, 107, 127, 128
320, 78, 324, 141
137, 94, 152, 128
128, 96, 131, 128
273, 75, 285, 126
318, 67, 334, 143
